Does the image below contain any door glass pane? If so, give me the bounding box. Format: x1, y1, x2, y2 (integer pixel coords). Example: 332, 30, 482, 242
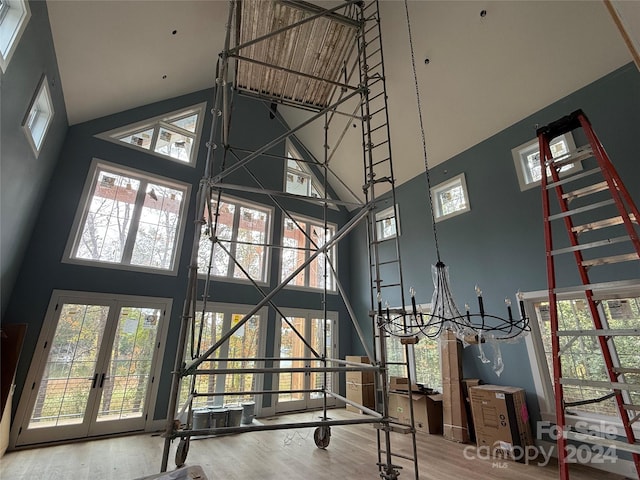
224, 313, 260, 404
309, 318, 332, 399
278, 317, 305, 402
178, 312, 224, 410
96, 307, 161, 422
28, 304, 110, 428
234, 207, 268, 281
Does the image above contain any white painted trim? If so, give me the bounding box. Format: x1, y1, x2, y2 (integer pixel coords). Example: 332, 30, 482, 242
431, 172, 471, 222
0, 0, 30, 73
22, 75, 54, 157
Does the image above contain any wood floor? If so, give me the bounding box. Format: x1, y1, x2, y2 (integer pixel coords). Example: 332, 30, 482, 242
0, 409, 628, 480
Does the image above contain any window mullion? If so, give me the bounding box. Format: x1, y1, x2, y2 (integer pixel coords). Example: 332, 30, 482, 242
305, 225, 311, 287
121, 179, 147, 264
228, 203, 241, 275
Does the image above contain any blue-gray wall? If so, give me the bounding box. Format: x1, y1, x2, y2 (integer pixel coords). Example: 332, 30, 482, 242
1, 0, 68, 317
348, 62, 640, 422
3, 86, 352, 423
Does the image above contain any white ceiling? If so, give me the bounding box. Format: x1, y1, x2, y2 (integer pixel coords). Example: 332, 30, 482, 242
47, 1, 632, 202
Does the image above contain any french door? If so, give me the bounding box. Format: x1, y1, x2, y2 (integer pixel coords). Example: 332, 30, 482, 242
275, 310, 337, 413
14, 291, 170, 446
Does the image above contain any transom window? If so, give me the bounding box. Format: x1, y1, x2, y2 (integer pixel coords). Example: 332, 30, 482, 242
0, 0, 30, 72
23, 76, 54, 156
512, 133, 582, 191
431, 173, 470, 222
96, 103, 206, 166
198, 194, 272, 284
526, 285, 640, 422
65, 160, 190, 274
281, 215, 336, 291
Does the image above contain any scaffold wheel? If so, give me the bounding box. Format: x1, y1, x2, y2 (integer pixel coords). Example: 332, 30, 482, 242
175, 438, 190, 467
313, 426, 331, 449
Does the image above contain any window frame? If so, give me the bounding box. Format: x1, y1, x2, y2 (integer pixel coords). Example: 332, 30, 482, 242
431, 172, 471, 222
284, 140, 337, 210
197, 193, 274, 286
0, 0, 30, 72
22, 75, 54, 157
280, 212, 337, 293
512, 132, 582, 191
523, 281, 640, 438
63, 158, 191, 275
95, 103, 206, 167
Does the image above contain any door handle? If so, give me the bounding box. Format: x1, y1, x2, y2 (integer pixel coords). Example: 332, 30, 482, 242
99, 373, 106, 388
91, 373, 98, 388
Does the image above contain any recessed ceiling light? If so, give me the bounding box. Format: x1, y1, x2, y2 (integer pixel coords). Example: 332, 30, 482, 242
172, 29, 177, 35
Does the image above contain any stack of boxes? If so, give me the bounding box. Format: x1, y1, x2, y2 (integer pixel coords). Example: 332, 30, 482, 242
345, 355, 375, 413
441, 330, 470, 443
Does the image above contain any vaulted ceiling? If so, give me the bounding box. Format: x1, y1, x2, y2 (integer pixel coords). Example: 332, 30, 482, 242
47, 1, 632, 201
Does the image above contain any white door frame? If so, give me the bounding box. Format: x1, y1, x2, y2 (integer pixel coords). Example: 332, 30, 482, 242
11, 290, 171, 448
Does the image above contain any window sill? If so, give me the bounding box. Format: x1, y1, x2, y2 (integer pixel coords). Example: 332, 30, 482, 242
62, 257, 179, 276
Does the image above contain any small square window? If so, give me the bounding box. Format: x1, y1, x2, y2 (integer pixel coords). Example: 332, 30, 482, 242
23, 76, 54, 157
375, 205, 399, 240
0, 0, 30, 72
512, 132, 582, 191
431, 173, 470, 222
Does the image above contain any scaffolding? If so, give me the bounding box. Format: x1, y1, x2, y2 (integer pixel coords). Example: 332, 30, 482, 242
161, 2, 420, 478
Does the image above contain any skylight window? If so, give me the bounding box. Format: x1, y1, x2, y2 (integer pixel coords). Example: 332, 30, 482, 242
96, 103, 206, 166
0, 0, 30, 72
23, 76, 54, 156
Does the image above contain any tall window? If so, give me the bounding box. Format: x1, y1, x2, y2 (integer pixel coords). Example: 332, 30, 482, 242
512, 133, 581, 191
178, 304, 264, 410
23, 76, 54, 156
431, 173, 470, 222
96, 103, 206, 166
198, 195, 272, 284
65, 160, 190, 274
0, 0, 30, 72
526, 286, 640, 420
375, 205, 399, 240
281, 215, 336, 291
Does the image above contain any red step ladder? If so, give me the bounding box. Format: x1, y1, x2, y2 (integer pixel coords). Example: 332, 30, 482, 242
537, 109, 640, 480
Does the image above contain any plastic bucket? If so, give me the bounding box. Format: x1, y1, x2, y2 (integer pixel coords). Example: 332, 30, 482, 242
226, 405, 244, 427
192, 408, 210, 430
209, 408, 228, 428
241, 401, 256, 425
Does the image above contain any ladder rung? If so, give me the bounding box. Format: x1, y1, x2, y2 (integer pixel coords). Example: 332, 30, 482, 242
372, 283, 402, 289
371, 237, 396, 245
547, 167, 601, 189
557, 328, 640, 337
565, 430, 640, 454
375, 423, 413, 435
551, 236, 630, 256
559, 378, 640, 391
371, 260, 400, 267
623, 404, 640, 410
379, 450, 416, 461
547, 145, 594, 169
369, 122, 388, 134
548, 199, 615, 220
582, 253, 638, 267
562, 181, 609, 201
372, 156, 391, 167
553, 279, 640, 294
613, 368, 640, 375
573, 214, 637, 234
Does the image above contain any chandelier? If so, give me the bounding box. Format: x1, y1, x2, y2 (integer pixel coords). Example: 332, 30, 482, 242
377, 1, 530, 376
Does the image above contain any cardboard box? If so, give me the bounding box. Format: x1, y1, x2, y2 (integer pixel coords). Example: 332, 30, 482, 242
345, 355, 374, 384
469, 384, 533, 462
346, 380, 375, 413
440, 330, 469, 443
389, 376, 421, 393
388, 392, 443, 434
461, 379, 482, 442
